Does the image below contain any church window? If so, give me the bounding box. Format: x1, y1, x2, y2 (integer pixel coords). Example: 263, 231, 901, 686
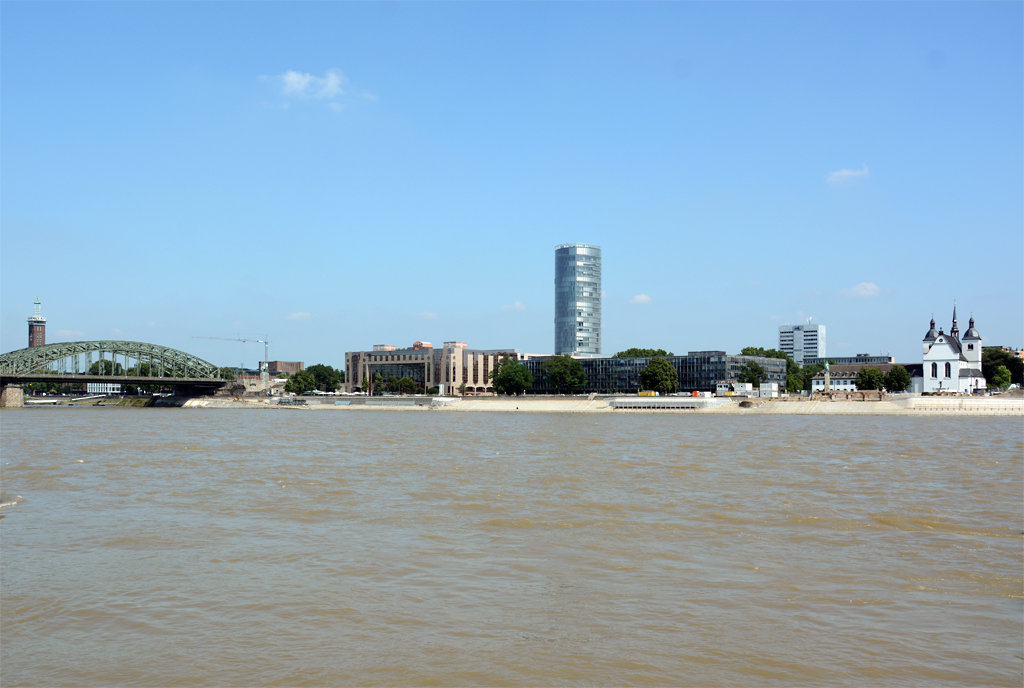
944, 362, 951, 378
967, 344, 974, 350
931, 363, 937, 378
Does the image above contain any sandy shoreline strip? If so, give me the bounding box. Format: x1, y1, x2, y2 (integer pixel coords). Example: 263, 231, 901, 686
183, 396, 1024, 416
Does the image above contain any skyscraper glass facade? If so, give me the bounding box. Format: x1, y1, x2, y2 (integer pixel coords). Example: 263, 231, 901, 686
554, 243, 601, 355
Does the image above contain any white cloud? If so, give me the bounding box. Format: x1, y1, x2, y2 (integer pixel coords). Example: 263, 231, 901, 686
56, 329, 84, 339
826, 164, 870, 184
630, 294, 652, 305
501, 301, 527, 311
280, 69, 347, 99
415, 312, 438, 320
287, 312, 312, 321
839, 282, 882, 298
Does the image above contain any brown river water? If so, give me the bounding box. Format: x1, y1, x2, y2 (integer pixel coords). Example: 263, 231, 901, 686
1, 408, 1021, 686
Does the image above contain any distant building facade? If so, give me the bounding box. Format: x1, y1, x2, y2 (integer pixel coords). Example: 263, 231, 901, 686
28, 298, 46, 348
267, 361, 305, 375
344, 341, 525, 394
810, 362, 926, 394
992, 346, 1023, 359
554, 243, 601, 356
87, 383, 121, 395
779, 323, 825, 364
521, 351, 787, 394
804, 354, 893, 367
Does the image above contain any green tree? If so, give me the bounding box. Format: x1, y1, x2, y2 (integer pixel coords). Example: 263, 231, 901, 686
457, 382, 467, 395
88, 360, 124, 375
741, 347, 804, 392
306, 364, 341, 392
991, 365, 1012, 390
542, 354, 588, 393
855, 367, 885, 391
740, 347, 788, 359
25, 371, 64, 394
982, 348, 1023, 386
639, 357, 678, 394
799, 362, 826, 391
284, 369, 316, 395
883, 365, 912, 393
218, 367, 236, 381
785, 372, 803, 393
614, 348, 673, 358
399, 377, 417, 394
386, 375, 400, 393
121, 362, 154, 394
489, 356, 534, 396
361, 375, 369, 392
373, 373, 384, 395
427, 386, 439, 395
736, 361, 767, 386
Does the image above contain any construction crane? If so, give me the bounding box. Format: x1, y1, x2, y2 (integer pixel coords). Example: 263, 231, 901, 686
194, 335, 271, 395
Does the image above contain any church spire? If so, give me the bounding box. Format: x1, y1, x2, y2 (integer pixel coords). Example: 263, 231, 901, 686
950, 301, 959, 338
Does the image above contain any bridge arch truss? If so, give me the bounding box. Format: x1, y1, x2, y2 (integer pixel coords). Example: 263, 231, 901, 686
0, 341, 222, 380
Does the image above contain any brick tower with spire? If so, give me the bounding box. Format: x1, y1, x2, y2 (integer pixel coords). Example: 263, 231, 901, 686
27, 298, 46, 347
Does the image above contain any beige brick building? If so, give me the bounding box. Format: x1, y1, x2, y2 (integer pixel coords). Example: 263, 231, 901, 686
267, 361, 304, 375
344, 341, 531, 394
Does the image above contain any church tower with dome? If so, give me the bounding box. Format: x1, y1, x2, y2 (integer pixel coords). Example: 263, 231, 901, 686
921, 304, 985, 394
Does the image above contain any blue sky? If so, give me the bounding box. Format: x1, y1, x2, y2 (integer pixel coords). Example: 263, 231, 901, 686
3, 2, 1021, 369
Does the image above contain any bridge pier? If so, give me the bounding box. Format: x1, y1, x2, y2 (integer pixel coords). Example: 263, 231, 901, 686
0, 383, 25, 408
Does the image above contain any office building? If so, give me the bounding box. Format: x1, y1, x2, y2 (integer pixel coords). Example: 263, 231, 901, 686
267, 361, 305, 375
28, 298, 46, 348
804, 354, 893, 367
810, 363, 917, 393
554, 244, 601, 356
521, 351, 787, 394
779, 323, 825, 364
344, 341, 526, 394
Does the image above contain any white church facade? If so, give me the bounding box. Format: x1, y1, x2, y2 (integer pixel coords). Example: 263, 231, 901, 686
921, 307, 986, 394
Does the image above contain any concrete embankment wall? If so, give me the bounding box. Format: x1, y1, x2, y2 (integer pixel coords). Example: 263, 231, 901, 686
426, 396, 1023, 415
9, 393, 1019, 415
179, 395, 1024, 416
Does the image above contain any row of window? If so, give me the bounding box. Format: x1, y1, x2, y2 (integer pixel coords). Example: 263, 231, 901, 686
931, 362, 953, 378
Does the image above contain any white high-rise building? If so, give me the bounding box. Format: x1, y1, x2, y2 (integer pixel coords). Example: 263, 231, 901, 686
779, 323, 825, 365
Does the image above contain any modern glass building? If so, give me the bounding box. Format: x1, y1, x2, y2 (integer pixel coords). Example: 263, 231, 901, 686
521, 351, 787, 394
554, 243, 601, 355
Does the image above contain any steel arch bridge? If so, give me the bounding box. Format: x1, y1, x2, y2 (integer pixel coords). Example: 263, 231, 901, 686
0, 341, 223, 381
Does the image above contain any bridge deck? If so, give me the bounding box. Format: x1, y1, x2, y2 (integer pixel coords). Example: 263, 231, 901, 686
1, 373, 227, 386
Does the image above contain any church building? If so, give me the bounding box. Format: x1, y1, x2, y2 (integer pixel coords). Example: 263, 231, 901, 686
921, 306, 986, 394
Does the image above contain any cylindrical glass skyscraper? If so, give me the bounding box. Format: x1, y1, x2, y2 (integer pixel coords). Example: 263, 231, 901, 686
554, 243, 601, 355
